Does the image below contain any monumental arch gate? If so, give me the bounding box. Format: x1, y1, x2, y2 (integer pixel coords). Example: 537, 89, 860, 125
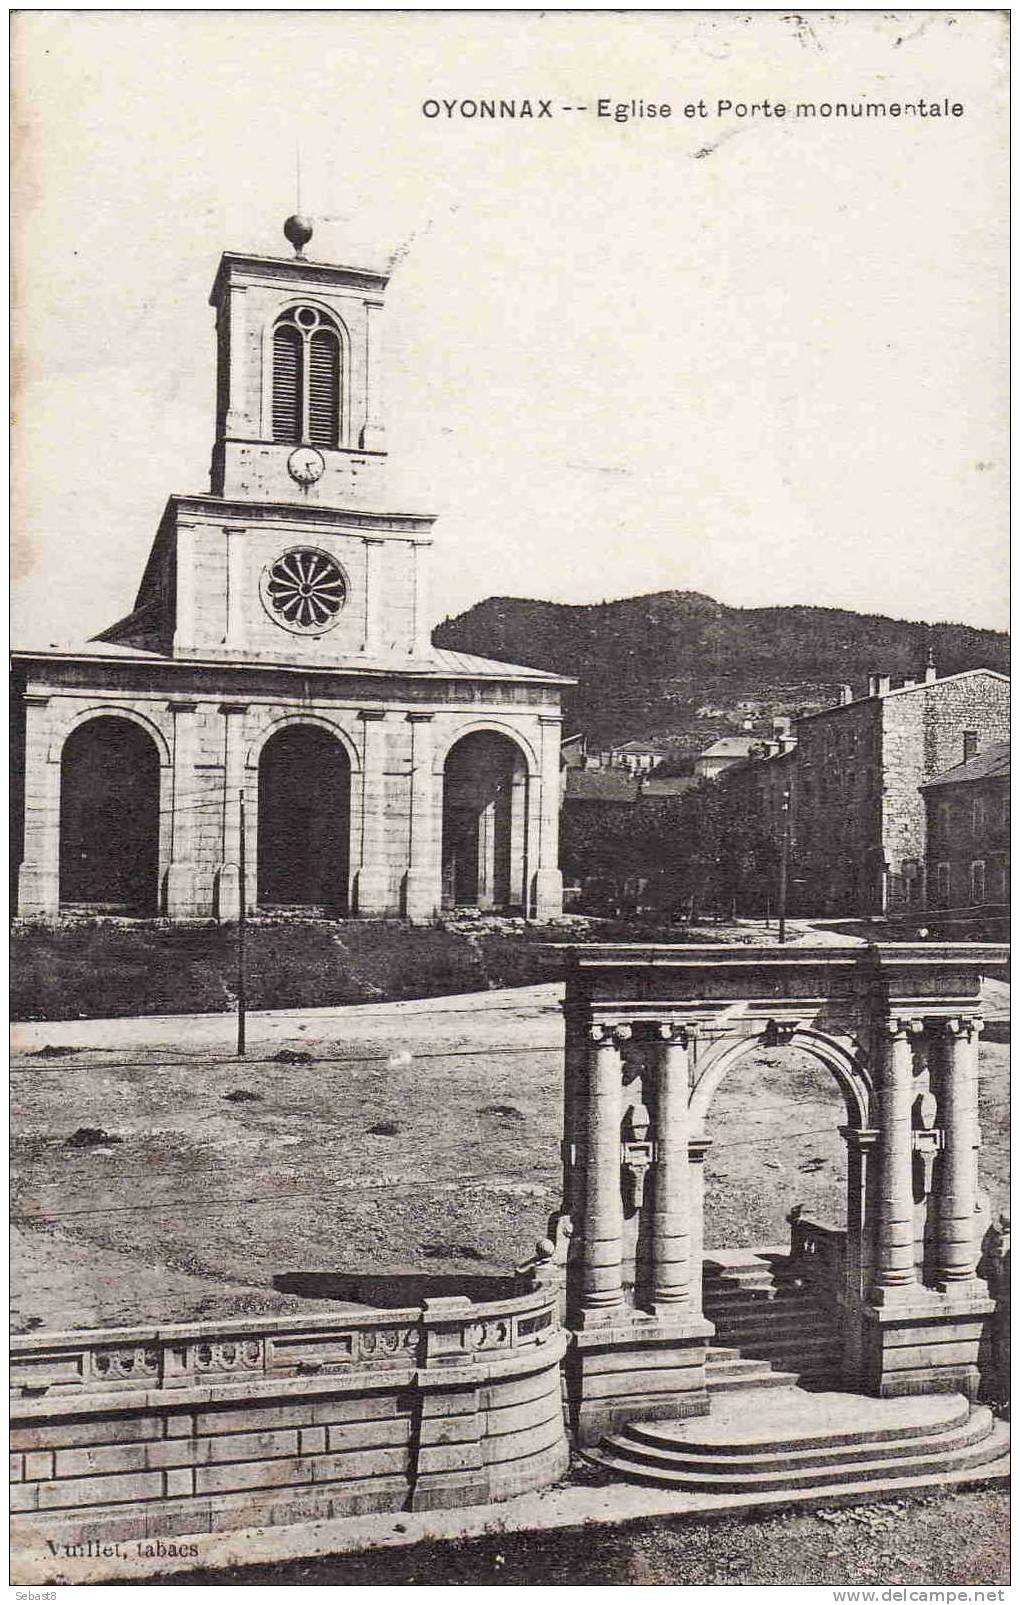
552, 942, 1005, 1445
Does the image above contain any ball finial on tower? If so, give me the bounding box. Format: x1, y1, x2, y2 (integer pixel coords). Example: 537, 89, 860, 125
283, 214, 314, 258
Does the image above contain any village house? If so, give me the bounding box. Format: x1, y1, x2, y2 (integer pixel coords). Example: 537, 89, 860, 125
920, 737, 1009, 933
11, 219, 569, 924
789, 664, 1009, 915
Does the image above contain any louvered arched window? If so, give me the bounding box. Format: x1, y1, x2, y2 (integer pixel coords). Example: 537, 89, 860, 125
271, 307, 342, 447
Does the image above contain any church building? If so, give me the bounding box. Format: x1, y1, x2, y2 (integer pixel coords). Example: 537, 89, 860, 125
13, 218, 568, 923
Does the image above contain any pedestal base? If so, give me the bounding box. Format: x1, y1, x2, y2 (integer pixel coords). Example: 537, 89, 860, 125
567, 1315, 714, 1446
164, 862, 197, 920
404, 868, 439, 924
17, 863, 59, 918
214, 863, 240, 923
354, 866, 392, 916
858, 1293, 994, 1400
532, 867, 563, 922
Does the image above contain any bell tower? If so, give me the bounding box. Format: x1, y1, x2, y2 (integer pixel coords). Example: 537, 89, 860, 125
208, 215, 388, 507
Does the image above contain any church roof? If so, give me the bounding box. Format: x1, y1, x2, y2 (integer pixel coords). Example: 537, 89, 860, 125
11, 639, 575, 686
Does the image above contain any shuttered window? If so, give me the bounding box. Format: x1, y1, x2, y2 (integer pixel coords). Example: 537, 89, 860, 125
272, 324, 303, 443
271, 308, 343, 448
308, 329, 340, 447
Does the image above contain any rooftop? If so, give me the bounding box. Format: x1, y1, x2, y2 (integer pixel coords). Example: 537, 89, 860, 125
921, 740, 1010, 790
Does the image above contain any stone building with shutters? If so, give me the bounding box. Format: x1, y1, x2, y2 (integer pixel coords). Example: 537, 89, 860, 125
12, 219, 569, 924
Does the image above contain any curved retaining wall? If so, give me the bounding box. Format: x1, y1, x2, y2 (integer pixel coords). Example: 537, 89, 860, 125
11, 1286, 568, 1552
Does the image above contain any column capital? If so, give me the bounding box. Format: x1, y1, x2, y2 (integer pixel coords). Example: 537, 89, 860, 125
23, 693, 50, 708
688, 1137, 712, 1164
839, 1125, 880, 1152
406, 711, 435, 724
655, 1021, 690, 1045
218, 702, 249, 716
359, 708, 387, 723
362, 535, 386, 547
167, 700, 198, 715
884, 1016, 924, 1038
589, 1022, 631, 1048
539, 715, 563, 728
936, 1015, 983, 1041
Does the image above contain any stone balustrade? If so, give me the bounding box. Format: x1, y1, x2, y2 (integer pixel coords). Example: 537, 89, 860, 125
11, 1287, 561, 1402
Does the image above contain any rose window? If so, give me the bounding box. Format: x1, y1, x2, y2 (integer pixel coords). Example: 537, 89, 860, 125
260, 547, 347, 635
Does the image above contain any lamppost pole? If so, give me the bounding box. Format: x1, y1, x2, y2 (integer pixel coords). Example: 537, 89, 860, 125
237, 788, 247, 1058
777, 788, 791, 945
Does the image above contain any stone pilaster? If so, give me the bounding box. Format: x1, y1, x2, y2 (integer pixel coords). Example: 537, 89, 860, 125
931, 1017, 983, 1290
360, 297, 386, 452
362, 539, 384, 655
165, 701, 198, 918
224, 529, 245, 650
687, 1134, 712, 1317
404, 712, 438, 923
651, 1024, 694, 1314
355, 709, 389, 913
579, 1024, 629, 1325
532, 715, 563, 920
840, 1126, 880, 1302
411, 540, 432, 658
872, 1018, 921, 1303
17, 695, 61, 917
214, 702, 247, 922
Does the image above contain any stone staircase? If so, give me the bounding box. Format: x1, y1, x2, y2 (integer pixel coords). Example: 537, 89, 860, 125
703, 1248, 844, 1394
585, 1388, 1009, 1499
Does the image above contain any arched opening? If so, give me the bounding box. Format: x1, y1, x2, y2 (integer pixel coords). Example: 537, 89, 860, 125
441, 732, 528, 911
257, 726, 351, 912
59, 717, 161, 914
700, 1039, 848, 1253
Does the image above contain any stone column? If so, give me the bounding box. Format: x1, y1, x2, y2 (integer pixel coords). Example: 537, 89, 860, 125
651, 1024, 694, 1314
165, 700, 198, 919
214, 702, 247, 922
931, 1017, 982, 1290
17, 694, 61, 917
533, 715, 563, 920
405, 712, 438, 922
356, 709, 389, 913
872, 1018, 920, 1302
362, 538, 384, 655
580, 1024, 629, 1323
687, 1136, 712, 1317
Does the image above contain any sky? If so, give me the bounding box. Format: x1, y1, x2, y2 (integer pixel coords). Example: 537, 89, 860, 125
11, 10, 1009, 649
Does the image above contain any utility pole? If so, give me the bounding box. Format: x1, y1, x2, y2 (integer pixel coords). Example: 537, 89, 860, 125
777, 787, 791, 945
237, 788, 247, 1058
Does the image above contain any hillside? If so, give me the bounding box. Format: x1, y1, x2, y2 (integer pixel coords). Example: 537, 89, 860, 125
434, 592, 1010, 750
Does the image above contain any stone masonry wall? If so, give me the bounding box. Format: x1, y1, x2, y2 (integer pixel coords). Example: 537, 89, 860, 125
11, 1290, 568, 1554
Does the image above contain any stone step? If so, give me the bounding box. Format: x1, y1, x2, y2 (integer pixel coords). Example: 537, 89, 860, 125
608, 1409, 993, 1477
703, 1286, 815, 1308
705, 1367, 801, 1393
705, 1316, 833, 1341
589, 1419, 1005, 1495
710, 1330, 841, 1357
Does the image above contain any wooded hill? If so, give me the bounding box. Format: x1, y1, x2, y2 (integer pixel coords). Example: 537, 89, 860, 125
434, 591, 1010, 751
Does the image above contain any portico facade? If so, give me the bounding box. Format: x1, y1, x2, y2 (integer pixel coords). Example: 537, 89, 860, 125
12, 220, 569, 923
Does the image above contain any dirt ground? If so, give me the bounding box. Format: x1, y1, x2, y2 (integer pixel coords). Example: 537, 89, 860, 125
10, 982, 1010, 1334
148, 1487, 1011, 1587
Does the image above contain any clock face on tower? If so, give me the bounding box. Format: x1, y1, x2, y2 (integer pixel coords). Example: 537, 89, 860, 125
287, 446, 325, 487
259, 547, 348, 634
